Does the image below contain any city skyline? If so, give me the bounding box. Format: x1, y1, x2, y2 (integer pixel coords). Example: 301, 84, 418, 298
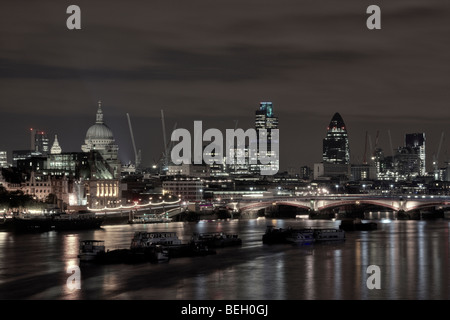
2, 103, 448, 174
1, 0, 450, 171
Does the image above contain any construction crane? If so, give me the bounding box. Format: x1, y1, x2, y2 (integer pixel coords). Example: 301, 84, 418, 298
374, 130, 380, 152
370, 130, 380, 161
388, 130, 394, 157
126, 113, 141, 169
363, 131, 368, 164
161, 109, 169, 169
433, 131, 445, 180
157, 109, 178, 173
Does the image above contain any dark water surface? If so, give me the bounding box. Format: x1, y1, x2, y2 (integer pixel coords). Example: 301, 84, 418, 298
0, 218, 449, 300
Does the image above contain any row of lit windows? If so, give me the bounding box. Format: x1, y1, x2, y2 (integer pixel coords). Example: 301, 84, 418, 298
26, 183, 49, 187
96, 183, 118, 197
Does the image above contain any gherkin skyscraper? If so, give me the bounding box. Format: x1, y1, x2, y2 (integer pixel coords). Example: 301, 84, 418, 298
322, 112, 350, 165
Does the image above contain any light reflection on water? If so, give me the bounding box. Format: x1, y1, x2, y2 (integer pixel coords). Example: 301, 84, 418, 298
0, 219, 449, 299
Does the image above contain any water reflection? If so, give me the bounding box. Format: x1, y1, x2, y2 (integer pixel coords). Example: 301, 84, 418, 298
0, 219, 449, 299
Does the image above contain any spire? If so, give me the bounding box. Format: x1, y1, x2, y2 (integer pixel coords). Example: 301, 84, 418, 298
50, 134, 62, 154
96, 100, 104, 124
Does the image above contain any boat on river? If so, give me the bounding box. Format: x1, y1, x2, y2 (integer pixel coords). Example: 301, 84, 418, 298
7, 212, 104, 232
339, 218, 377, 231
130, 231, 182, 248
80, 231, 216, 265
313, 228, 346, 241
285, 229, 315, 244
191, 232, 242, 248
78, 240, 106, 262
262, 226, 290, 244
263, 226, 345, 244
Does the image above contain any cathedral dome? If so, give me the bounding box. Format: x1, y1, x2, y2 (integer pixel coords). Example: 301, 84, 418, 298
82, 101, 118, 153
84, 101, 114, 142
85, 123, 114, 141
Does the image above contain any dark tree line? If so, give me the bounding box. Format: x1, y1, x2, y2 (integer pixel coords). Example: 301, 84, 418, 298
0, 186, 54, 211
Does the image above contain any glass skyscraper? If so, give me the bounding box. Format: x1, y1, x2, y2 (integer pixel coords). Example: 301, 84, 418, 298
322, 112, 350, 165
31, 129, 49, 156
253, 102, 279, 175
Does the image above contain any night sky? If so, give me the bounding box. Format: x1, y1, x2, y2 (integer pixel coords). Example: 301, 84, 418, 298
1, 0, 450, 172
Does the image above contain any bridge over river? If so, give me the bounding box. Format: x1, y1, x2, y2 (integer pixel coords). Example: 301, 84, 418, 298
228, 195, 450, 217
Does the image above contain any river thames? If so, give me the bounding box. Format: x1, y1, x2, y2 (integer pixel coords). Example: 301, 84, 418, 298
0, 218, 449, 300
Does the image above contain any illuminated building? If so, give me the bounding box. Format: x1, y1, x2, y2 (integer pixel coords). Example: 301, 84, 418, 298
405, 133, 426, 176
252, 101, 279, 175
81, 101, 121, 179
0, 151, 7, 168
31, 129, 49, 156
315, 113, 351, 181
22, 171, 52, 202
167, 164, 210, 178
85, 179, 121, 209
351, 164, 377, 181
162, 179, 204, 201
50, 135, 62, 154
12, 150, 43, 167
323, 112, 350, 165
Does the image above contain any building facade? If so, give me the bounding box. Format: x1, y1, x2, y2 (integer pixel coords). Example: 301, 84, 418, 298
31, 129, 50, 156
162, 179, 204, 202
405, 133, 426, 176
0, 151, 8, 168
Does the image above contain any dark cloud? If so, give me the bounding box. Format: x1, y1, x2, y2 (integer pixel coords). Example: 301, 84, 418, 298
0, 44, 370, 82
0, 0, 450, 171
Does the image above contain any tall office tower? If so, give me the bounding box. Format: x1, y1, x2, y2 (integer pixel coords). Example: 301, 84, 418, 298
255, 101, 279, 142
405, 133, 426, 176
252, 101, 279, 174
322, 112, 350, 165
0, 151, 7, 168
31, 129, 49, 156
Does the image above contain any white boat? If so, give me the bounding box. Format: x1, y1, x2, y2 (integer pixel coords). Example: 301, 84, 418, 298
130, 231, 182, 249
285, 229, 315, 243
313, 228, 345, 241
78, 240, 106, 262
153, 245, 170, 262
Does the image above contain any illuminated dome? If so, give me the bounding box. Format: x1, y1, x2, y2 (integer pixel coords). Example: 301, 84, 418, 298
86, 123, 114, 140
81, 101, 117, 152
85, 101, 114, 140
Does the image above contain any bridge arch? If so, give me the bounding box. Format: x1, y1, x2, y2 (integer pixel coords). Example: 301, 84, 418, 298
317, 200, 400, 212
238, 200, 311, 212
404, 201, 450, 212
